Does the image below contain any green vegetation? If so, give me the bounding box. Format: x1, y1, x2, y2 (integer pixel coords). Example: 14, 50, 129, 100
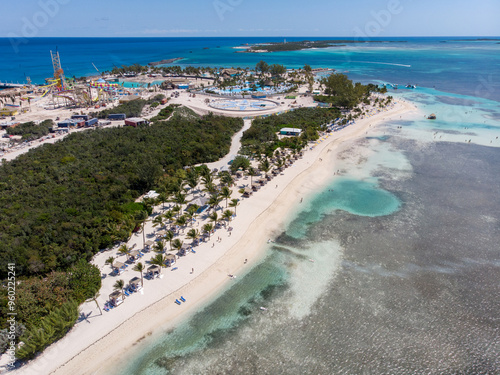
93, 95, 166, 119
0, 106, 242, 359
229, 155, 250, 173
16, 299, 79, 360
249, 39, 405, 53
315, 73, 379, 109
0, 106, 242, 278
93, 98, 147, 119
109, 63, 148, 75
6, 120, 54, 141
241, 107, 340, 156
0, 260, 99, 359
152, 104, 179, 121
0, 107, 241, 355
0, 260, 100, 329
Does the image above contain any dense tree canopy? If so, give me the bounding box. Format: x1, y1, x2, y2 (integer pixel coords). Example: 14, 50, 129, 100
255, 60, 269, 75
0, 106, 242, 279
241, 107, 340, 156
6, 120, 53, 141
318, 73, 375, 109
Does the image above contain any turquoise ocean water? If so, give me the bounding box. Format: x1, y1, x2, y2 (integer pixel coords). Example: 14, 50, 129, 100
2, 37, 499, 374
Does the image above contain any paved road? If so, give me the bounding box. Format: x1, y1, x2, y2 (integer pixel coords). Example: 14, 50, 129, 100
202, 119, 252, 171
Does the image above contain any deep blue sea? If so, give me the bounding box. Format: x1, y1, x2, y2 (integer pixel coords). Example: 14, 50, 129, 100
1, 36, 500, 102
3, 37, 499, 374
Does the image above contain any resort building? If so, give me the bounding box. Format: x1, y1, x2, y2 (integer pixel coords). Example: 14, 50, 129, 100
0, 108, 18, 116
0, 121, 20, 130
125, 117, 148, 127
280, 127, 302, 136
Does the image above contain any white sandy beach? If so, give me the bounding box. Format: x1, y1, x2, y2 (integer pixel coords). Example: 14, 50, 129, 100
7, 97, 417, 375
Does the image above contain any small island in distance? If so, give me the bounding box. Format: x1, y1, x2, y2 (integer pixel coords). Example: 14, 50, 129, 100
238, 39, 407, 53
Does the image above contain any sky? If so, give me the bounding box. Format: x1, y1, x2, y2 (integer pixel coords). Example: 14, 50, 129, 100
1, 0, 499, 38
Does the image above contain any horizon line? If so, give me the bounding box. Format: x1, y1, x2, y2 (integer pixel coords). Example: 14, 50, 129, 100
1, 35, 500, 39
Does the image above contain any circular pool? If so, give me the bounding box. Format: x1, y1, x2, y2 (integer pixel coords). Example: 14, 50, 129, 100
209, 98, 279, 112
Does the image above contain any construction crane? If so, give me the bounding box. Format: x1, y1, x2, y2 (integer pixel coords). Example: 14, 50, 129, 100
50, 49, 66, 90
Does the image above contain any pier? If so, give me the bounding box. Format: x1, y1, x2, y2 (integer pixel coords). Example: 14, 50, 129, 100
0, 82, 28, 89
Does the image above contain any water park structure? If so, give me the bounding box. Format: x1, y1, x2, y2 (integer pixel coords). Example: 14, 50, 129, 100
39, 51, 122, 110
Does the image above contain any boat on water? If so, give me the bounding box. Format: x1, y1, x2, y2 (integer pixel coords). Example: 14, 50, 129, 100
428, 113, 437, 120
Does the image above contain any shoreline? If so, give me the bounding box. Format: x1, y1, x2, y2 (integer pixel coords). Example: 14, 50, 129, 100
10, 99, 417, 375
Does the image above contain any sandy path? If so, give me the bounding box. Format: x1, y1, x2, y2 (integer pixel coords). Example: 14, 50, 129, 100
203, 119, 252, 171
8, 100, 417, 375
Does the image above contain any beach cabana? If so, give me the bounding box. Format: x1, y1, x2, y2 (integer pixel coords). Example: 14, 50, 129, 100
165, 254, 176, 267
251, 183, 261, 192
157, 229, 167, 237
109, 291, 124, 306
129, 277, 142, 291
147, 265, 161, 278
188, 196, 208, 212
144, 240, 154, 251
257, 178, 267, 186
177, 244, 191, 257
243, 188, 253, 197
112, 261, 126, 275
128, 250, 141, 262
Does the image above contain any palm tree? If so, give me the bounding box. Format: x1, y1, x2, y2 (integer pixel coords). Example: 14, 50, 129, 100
229, 199, 239, 215
113, 279, 125, 300
186, 172, 200, 194
204, 180, 217, 195
185, 211, 194, 227
220, 186, 232, 208
171, 205, 181, 218
209, 211, 219, 227
186, 228, 200, 246
202, 174, 214, 191
259, 158, 271, 178
223, 210, 233, 227
276, 158, 284, 171
199, 164, 211, 181
187, 204, 200, 219
247, 167, 257, 185
219, 171, 233, 187
152, 215, 164, 228
105, 256, 115, 271
176, 215, 188, 233
203, 223, 214, 240
165, 230, 174, 251
172, 238, 184, 254
208, 193, 222, 212
87, 292, 102, 315
173, 192, 187, 212
163, 210, 175, 225
158, 192, 169, 210
132, 262, 145, 287
135, 210, 149, 249
153, 240, 165, 254
150, 254, 165, 274
118, 245, 130, 258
